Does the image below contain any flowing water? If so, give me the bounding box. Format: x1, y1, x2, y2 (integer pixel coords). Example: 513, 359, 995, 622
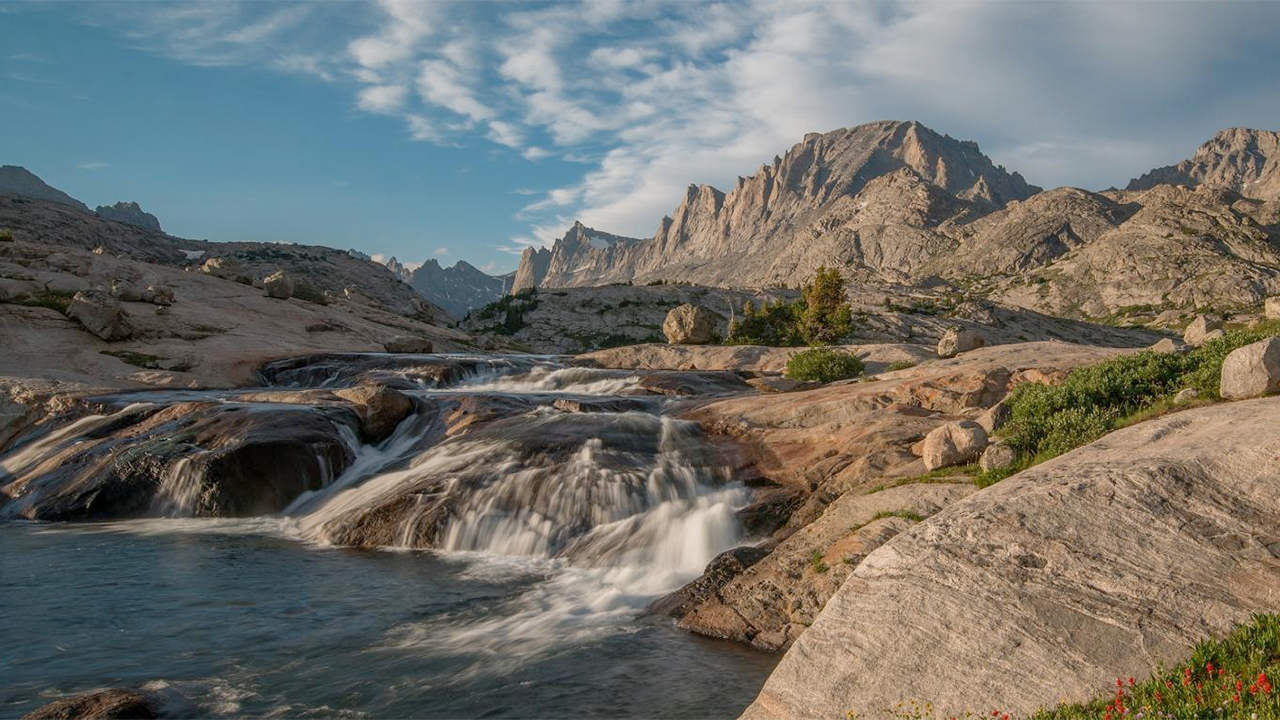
0, 354, 777, 718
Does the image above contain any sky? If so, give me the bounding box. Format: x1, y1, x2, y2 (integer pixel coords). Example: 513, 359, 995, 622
3, 1, 1279, 276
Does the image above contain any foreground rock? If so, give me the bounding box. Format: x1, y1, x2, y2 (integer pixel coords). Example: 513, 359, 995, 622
333, 384, 413, 440
663, 303, 717, 344
1219, 337, 1280, 400
21, 688, 158, 720
743, 397, 1280, 719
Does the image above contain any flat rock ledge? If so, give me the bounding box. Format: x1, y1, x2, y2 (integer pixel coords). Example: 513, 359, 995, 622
743, 397, 1280, 720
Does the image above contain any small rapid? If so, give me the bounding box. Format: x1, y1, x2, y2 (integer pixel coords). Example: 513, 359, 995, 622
0, 353, 770, 718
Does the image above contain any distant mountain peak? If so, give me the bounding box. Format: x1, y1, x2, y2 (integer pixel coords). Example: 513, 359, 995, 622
1127, 127, 1280, 199
95, 201, 162, 233
0, 165, 90, 212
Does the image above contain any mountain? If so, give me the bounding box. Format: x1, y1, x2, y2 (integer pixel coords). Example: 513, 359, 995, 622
405, 258, 512, 316
383, 256, 413, 282
0, 165, 91, 212
510, 246, 551, 294
95, 201, 162, 232
1127, 127, 1280, 199
515, 120, 1039, 289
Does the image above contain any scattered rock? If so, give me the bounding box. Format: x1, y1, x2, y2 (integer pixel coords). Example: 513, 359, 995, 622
109, 279, 143, 302
1173, 387, 1200, 404
921, 420, 988, 470
1183, 314, 1223, 346
649, 546, 771, 618
154, 306, 170, 317
383, 335, 433, 353
936, 327, 984, 358
1148, 337, 1189, 354
333, 384, 413, 441
66, 290, 133, 342
198, 256, 248, 283
552, 397, 651, 413
663, 303, 717, 344
1219, 337, 1280, 400
20, 688, 158, 720
262, 270, 293, 300
141, 284, 174, 306
1266, 297, 1280, 320
978, 440, 1016, 472
975, 401, 1010, 434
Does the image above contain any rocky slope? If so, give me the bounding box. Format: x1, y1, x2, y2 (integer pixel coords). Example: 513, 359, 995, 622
512, 123, 1280, 320
405, 258, 511, 316
743, 395, 1280, 719
0, 165, 90, 212
1128, 127, 1280, 199
94, 201, 162, 232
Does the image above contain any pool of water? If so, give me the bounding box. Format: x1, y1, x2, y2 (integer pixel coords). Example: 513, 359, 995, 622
0, 520, 777, 718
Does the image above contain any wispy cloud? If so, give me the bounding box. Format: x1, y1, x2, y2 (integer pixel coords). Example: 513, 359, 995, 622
77, 0, 1280, 250
78, 161, 110, 170
432, 246, 449, 257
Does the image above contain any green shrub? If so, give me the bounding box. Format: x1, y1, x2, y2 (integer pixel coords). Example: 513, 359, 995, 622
886, 359, 918, 371
470, 289, 538, 335
725, 298, 805, 346
1181, 321, 1280, 399
0, 228, 12, 242
784, 347, 865, 383
15, 290, 74, 313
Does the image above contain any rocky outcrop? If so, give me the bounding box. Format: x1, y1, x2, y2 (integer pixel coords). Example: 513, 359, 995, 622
1219, 337, 1280, 400
1127, 127, 1280, 200
94, 201, 162, 233
663, 304, 717, 344
0, 165, 90, 212
510, 247, 552, 294
743, 397, 1280, 719
67, 290, 133, 342
262, 270, 293, 299
333, 384, 413, 440
1183, 314, 1223, 346
21, 688, 159, 720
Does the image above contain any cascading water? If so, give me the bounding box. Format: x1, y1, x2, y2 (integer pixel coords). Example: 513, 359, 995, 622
0, 353, 776, 718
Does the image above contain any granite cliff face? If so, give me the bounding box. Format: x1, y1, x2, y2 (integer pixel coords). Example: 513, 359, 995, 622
94, 201, 162, 232
1127, 127, 1280, 199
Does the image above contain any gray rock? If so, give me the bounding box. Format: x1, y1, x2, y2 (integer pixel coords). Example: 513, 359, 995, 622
1219, 337, 1280, 400
663, 303, 717, 344
262, 270, 294, 300
199, 256, 248, 283
978, 441, 1016, 472
66, 290, 133, 342
936, 327, 984, 358
109, 278, 144, 302
1267, 297, 1280, 320
20, 687, 158, 720
1183, 314, 1223, 346
921, 420, 988, 470
383, 335, 433, 353
142, 284, 175, 306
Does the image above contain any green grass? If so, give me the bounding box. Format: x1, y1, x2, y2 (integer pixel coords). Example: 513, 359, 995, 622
13, 289, 74, 313
866, 464, 980, 494
885, 359, 919, 371
0, 228, 12, 242
785, 347, 865, 383
100, 350, 165, 369
809, 549, 829, 574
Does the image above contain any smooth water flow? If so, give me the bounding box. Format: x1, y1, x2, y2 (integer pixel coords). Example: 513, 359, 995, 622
0, 355, 775, 718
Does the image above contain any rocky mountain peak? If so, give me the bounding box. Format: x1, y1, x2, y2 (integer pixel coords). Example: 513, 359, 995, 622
94, 201, 162, 233
1126, 127, 1280, 199
0, 165, 90, 212
511, 246, 552, 294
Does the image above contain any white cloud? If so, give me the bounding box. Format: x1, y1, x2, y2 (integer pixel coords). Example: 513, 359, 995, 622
417, 59, 493, 121
357, 84, 408, 114
77, 161, 109, 170
432, 246, 449, 257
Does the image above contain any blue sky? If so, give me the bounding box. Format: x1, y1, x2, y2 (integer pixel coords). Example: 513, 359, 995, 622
3, 1, 1280, 275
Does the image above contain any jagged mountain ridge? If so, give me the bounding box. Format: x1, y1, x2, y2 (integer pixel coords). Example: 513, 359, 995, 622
404, 258, 512, 317
95, 201, 162, 232
514, 121, 1280, 318
518, 120, 1039, 290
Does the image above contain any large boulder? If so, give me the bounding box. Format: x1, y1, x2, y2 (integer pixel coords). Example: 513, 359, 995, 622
1183, 314, 1223, 346
20, 688, 158, 720
199, 256, 249, 283
262, 270, 294, 300
334, 383, 414, 440
663, 303, 717, 344
384, 335, 433, 353
1148, 337, 1189, 354
978, 440, 1016, 472
921, 420, 988, 470
1219, 337, 1280, 400
66, 290, 133, 342
936, 327, 984, 358
1266, 296, 1280, 320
